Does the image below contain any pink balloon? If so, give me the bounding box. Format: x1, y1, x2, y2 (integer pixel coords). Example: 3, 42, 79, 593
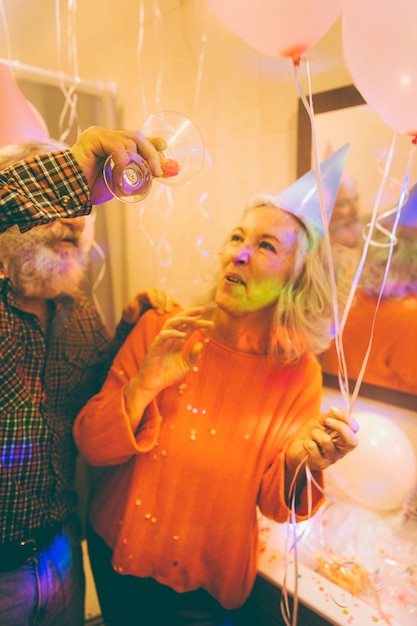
342, 0, 417, 136
205, 0, 343, 60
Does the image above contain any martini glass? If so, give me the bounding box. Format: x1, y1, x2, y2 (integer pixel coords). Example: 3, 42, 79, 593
102, 111, 205, 203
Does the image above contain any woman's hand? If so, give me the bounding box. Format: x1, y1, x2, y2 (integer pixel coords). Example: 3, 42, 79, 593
125, 308, 214, 420
285, 406, 359, 474
121, 288, 178, 324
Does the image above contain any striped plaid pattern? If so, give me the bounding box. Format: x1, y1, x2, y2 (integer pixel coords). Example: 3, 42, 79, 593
0, 281, 130, 544
0, 151, 91, 232
0, 150, 132, 544
0, 279, 131, 544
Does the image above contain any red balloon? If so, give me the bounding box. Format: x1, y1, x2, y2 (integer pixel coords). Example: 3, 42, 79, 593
342, 0, 417, 136
205, 0, 343, 60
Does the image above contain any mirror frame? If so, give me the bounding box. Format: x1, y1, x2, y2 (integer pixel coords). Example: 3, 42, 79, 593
297, 85, 416, 412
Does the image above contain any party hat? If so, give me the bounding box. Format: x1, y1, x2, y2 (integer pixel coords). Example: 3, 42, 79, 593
377, 181, 417, 231
0, 62, 51, 147
397, 182, 417, 229
249, 144, 350, 236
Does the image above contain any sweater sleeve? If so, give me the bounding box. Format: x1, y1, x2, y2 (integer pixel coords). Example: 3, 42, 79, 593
257, 356, 325, 523
0, 150, 91, 233
74, 310, 170, 466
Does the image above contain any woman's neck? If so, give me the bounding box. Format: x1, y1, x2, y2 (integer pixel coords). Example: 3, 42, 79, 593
207, 307, 271, 355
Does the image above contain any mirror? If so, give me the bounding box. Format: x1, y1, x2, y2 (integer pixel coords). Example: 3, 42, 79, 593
297, 85, 417, 411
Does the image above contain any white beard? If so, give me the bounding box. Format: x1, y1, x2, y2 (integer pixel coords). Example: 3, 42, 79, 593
0, 224, 90, 299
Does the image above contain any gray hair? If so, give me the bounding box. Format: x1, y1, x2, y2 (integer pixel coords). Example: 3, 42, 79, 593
0, 140, 67, 169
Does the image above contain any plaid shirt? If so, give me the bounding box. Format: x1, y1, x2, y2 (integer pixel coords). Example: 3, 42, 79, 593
0, 149, 91, 233
0, 151, 131, 543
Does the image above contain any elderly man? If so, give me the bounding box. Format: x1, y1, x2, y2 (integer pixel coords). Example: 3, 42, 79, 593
0, 63, 173, 625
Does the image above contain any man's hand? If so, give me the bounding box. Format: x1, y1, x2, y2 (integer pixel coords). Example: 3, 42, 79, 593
70, 126, 163, 204
121, 288, 178, 324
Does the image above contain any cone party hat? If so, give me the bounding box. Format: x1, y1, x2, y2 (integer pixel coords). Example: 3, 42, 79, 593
249, 143, 350, 237
397, 182, 417, 229
0, 62, 51, 147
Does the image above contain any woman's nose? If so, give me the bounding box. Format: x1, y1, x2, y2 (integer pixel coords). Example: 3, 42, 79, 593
232, 246, 250, 265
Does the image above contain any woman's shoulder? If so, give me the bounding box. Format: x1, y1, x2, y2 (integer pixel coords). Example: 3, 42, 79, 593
134, 304, 183, 335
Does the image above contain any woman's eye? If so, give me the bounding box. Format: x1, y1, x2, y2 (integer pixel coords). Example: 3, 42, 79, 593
259, 241, 276, 252
230, 233, 243, 243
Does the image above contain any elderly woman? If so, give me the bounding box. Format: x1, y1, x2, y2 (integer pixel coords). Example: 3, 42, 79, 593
74, 174, 359, 625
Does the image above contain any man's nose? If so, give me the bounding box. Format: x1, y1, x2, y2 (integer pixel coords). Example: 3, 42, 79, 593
54, 216, 85, 233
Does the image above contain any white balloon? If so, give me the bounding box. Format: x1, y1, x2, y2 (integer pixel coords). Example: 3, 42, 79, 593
205, 0, 343, 59
326, 411, 417, 512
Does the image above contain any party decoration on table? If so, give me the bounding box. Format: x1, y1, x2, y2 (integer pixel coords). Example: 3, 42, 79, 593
326, 411, 417, 512
315, 551, 377, 598
342, 0, 417, 137
205, 0, 343, 61
299, 499, 417, 626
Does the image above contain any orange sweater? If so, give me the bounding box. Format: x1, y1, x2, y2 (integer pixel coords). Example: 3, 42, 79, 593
74, 310, 324, 609
322, 291, 417, 395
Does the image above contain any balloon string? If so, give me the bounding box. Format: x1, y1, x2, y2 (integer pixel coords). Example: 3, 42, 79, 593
332, 133, 394, 409
137, 0, 148, 119
349, 138, 416, 406
293, 60, 350, 412
55, 0, 81, 143
364, 140, 417, 246
63, 0, 81, 141
193, 32, 208, 115
279, 457, 336, 626
153, 1, 164, 110
90, 238, 107, 324
192, 0, 209, 116
0, 0, 12, 60
280, 456, 308, 626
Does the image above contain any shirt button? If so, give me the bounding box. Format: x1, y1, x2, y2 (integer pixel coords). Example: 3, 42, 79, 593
60, 195, 71, 206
